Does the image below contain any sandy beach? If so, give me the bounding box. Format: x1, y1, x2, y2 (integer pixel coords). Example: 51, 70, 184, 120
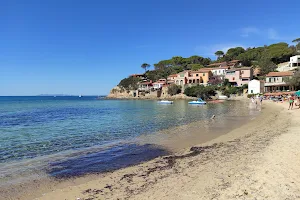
3, 100, 300, 200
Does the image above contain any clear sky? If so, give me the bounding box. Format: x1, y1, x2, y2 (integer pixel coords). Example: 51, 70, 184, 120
0, 0, 299, 95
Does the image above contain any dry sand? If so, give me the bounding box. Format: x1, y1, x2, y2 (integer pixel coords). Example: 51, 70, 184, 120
4, 101, 300, 200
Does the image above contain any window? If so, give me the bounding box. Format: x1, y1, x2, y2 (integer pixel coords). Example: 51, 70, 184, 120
269, 78, 271, 82
241, 71, 244, 74
233, 77, 235, 80
203, 73, 205, 76
196, 74, 199, 77
251, 90, 253, 94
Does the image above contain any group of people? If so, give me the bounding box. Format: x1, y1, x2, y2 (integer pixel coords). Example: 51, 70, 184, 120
288, 95, 300, 110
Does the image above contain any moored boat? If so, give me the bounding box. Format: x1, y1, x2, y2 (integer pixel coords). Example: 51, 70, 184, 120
217, 95, 228, 100
188, 98, 206, 105
158, 100, 174, 104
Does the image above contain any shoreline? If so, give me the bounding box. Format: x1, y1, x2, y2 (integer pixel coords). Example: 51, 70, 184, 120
0, 99, 256, 200
31, 100, 300, 200
1, 99, 268, 200
4, 99, 299, 200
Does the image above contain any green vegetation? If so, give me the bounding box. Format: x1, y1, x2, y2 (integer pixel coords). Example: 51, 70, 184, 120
118, 76, 140, 90
216, 42, 296, 66
247, 94, 255, 98
184, 85, 216, 99
285, 71, 300, 90
215, 50, 224, 59
220, 84, 247, 97
141, 63, 150, 73
135, 42, 299, 83
168, 84, 181, 96
292, 38, 300, 52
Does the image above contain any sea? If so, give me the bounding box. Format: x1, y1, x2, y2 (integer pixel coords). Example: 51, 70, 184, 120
0, 96, 259, 186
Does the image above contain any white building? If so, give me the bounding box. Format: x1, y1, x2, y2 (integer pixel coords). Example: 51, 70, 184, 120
290, 55, 300, 67
276, 55, 300, 72
153, 79, 166, 89
248, 80, 265, 94
211, 66, 230, 78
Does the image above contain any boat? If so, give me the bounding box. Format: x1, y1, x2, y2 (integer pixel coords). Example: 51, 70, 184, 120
188, 98, 207, 105
79, 95, 82, 98
158, 100, 174, 104
217, 95, 228, 100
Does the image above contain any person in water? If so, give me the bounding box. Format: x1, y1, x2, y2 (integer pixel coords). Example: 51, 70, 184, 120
288, 95, 294, 110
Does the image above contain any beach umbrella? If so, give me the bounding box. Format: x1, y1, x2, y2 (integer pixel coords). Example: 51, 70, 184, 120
295, 90, 300, 96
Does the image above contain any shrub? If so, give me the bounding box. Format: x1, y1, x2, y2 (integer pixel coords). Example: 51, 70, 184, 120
184, 85, 216, 99
247, 94, 255, 98
168, 84, 181, 96
118, 77, 141, 90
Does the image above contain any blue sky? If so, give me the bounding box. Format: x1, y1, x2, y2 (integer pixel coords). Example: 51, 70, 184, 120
0, 0, 299, 95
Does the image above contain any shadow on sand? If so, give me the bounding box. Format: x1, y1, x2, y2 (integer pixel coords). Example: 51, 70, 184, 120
47, 143, 170, 179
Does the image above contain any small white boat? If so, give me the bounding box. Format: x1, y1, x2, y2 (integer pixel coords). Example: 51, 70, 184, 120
218, 95, 228, 100
188, 98, 206, 105
158, 100, 173, 104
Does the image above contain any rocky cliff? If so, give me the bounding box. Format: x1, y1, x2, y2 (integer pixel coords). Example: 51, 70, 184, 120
106, 86, 196, 100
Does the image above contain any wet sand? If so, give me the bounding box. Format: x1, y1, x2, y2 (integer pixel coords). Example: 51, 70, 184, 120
4, 100, 300, 200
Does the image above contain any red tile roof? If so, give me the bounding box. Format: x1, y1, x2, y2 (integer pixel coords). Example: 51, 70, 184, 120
211, 66, 230, 69
168, 74, 178, 77
190, 68, 213, 73
208, 62, 226, 66
266, 71, 294, 77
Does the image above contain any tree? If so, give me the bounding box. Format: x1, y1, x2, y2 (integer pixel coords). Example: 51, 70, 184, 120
266, 43, 294, 64
189, 64, 204, 71
258, 54, 277, 76
215, 51, 224, 59
141, 63, 150, 73
226, 47, 245, 60
168, 84, 181, 96
118, 76, 141, 90
292, 38, 300, 53
208, 76, 223, 85
285, 71, 300, 90
184, 85, 216, 99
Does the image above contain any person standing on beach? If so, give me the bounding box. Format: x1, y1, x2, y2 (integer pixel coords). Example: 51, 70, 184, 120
288, 95, 294, 110
259, 96, 263, 105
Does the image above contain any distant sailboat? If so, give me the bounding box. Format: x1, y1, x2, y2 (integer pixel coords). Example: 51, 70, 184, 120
79, 95, 82, 98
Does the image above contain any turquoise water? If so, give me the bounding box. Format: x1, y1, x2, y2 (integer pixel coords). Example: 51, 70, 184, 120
0, 96, 256, 181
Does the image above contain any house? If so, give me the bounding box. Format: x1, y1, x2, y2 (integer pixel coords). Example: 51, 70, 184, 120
188, 68, 213, 85
227, 60, 242, 68
248, 80, 265, 94
276, 62, 293, 72
167, 74, 177, 84
138, 80, 153, 91
210, 66, 230, 79
289, 55, 300, 67
276, 55, 300, 72
208, 62, 227, 68
174, 70, 190, 86
225, 67, 253, 86
264, 71, 295, 93
153, 79, 167, 90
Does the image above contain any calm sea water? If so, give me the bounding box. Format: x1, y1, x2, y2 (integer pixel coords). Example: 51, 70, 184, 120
0, 96, 257, 183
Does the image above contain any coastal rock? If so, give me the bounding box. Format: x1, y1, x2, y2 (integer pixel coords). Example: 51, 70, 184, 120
106, 86, 197, 100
